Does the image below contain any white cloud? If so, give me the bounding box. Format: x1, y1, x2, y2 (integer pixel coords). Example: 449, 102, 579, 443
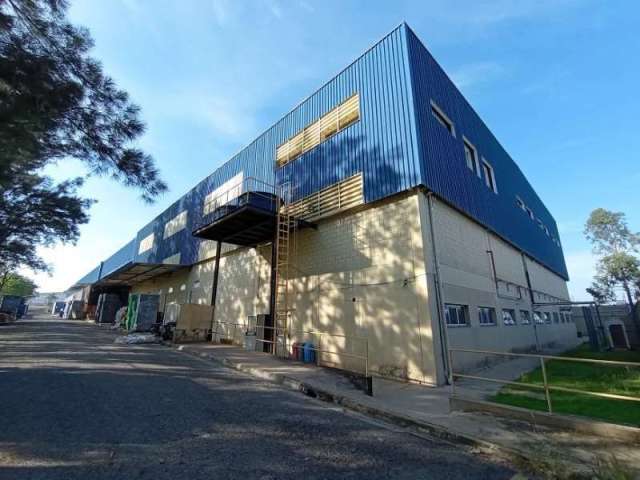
450, 61, 506, 89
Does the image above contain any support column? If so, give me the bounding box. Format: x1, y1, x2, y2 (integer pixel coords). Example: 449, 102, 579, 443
209, 241, 222, 338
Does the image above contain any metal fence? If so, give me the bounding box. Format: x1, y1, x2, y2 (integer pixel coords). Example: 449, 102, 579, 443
448, 347, 640, 414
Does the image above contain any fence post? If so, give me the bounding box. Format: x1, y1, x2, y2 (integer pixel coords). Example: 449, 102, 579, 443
540, 356, 553, 414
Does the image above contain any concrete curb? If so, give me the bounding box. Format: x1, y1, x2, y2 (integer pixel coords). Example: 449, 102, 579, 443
162, 342, 540, 470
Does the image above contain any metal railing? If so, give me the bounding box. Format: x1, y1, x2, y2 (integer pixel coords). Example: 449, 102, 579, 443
211, 320, 370, 379
194, 177, 280, 233
448, 347, 640, 414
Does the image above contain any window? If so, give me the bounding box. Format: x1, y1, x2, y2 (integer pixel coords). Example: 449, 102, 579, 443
445, 304, 468, 326
463, 138, 479, 175
163, 211, 188, 239
544, 312, 552, 324
478, 306, 497, 326
533, 311, 544, 325
481, 159, 497, 193
520, 310, 531, 325
502, 309, 516, 326
276, 93, 360, 167
553, 312, 560, 324
516, 196, 526, 211
430, 101, 455, 136
138, 233, 154, 254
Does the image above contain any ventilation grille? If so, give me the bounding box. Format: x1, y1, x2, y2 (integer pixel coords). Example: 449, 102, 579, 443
276, 94, 360, 167
286, 173, 364, 222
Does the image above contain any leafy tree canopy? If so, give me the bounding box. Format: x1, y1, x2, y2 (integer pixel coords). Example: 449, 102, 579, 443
584, 209, 640, 306
0, 0, 167, 275
0, 271, 37, 296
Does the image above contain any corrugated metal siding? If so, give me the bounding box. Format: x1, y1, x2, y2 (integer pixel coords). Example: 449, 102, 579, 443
74, 23, 568, 286
84, 23, 422, 278
101, 239, 136, 277
276, 24, 420, 203
74, 263, 102, 286
405, 26, 568, 280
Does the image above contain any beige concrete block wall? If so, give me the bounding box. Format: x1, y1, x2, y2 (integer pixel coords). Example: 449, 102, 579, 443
287, 192, 441, 385
130, 269, 190, 312
423, 195, 579, 373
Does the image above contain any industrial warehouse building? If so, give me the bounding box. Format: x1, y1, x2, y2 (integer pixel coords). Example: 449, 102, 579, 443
72, 24, 578, 386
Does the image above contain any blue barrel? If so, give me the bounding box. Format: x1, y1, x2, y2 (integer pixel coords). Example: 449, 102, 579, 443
303, 342, 316, 364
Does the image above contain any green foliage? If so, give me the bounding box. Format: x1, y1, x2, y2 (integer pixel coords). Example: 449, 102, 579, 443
0, 0, 167, 272
0, 272, 37, 296
584, 209, 640, 304
584, 208, 640, 256
492, 344, 640, 426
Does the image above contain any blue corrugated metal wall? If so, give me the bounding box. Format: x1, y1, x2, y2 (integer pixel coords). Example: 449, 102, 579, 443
405, 25, 568, 280
74, 23, 568, 286
79, 24, 421, 279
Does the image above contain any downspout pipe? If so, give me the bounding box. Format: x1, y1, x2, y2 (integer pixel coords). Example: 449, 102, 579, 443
425, 192, 451, 385
521, 253, 541, 351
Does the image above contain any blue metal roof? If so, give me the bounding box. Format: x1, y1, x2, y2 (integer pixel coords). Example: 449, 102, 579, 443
74, 23, 568, 287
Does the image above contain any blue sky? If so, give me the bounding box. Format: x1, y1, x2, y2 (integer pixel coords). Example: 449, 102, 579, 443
31, 0, 640, 299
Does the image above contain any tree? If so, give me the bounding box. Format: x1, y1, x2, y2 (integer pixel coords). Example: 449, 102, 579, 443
584, 208, 640, 306
0, 272, 37, 296
0, 0, 167, 275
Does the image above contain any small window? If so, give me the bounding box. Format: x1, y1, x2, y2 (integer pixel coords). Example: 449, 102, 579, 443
520, 310, 531, 325
502, 309, 516, 326
544, 312, 552, 324
533, 311, 544, 325
516, 196, 526, 211
553, 312, 560, 324
445, 303, 468, 326
431, 101, 455, 136
138, 233, 154, 254
164, 211, 188, 239
463, 138, 479, 175
478, 306, 497, 326
481, 159, 497, 193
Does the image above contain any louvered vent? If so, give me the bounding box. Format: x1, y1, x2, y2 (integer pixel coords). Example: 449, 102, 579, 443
286, 173, 363, 222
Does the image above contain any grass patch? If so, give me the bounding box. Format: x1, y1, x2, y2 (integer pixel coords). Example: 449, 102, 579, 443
491, 344, 640, 426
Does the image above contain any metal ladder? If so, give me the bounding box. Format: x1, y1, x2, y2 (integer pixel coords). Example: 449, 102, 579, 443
274, 184, 293, 356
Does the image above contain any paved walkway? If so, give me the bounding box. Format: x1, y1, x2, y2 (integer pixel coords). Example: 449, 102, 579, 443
0, 317, 517, 480
169, 341, 640, 477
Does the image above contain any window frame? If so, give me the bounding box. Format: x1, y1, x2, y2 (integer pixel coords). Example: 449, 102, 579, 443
430, 100, 456, 137
533, 311, 544, 325
445, 303, 469, 327
478, 306, 497, 326
502, 308, 517, 326
462, 136, 480, 176
520, 310, 532, 325
481, 158, 498, 193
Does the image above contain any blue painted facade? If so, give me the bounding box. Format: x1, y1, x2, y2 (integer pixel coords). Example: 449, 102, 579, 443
74, 23, 567, 288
